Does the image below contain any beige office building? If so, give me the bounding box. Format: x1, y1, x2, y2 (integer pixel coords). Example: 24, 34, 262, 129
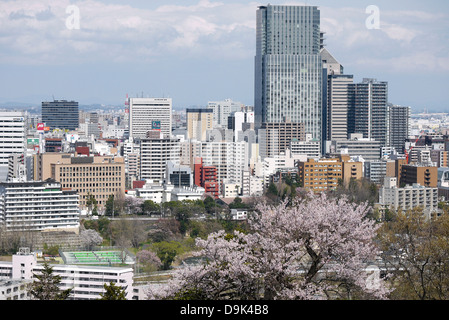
34, 153, 125, 209
186, 108, 213, 141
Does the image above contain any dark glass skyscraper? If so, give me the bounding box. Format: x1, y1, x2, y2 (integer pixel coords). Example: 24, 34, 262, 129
255, 5, 323, 141
42, 100, 79, 130
348, 78, 389, 147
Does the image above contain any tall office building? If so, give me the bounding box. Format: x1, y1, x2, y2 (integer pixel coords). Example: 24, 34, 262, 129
321, 47, 354, 143
255, 5, 323, 142
42, 100, 79, 130
128, 97, 172, 139
325, 74, 354, 142
348, 78, 389, 147
389, 104, 411, 153
0, 112, 26, 182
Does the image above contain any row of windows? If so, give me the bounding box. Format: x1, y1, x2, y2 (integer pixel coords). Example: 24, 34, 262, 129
59, 166, 121, 172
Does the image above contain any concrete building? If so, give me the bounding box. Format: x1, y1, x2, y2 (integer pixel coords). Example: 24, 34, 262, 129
290, 134, 321, 158
379, 177, 438, 216
139, 137, 180, 183
400, 164, 438, 188
298, 158, 343, 192
34, 153, 125, 210
186, 108, 213, 141
166, 160, 193, 187
438, 167, 449, 199
208, 99, 243, 128
228, 110, 255, 142
262, 149, 306, 186
348, 78, 389, 147
389, 105, 411, 153
255, 4, 323, 144
0, 112, 26, 182
42, 100, 79, 131
0, 179, 80, 232
258, 121, 306, 160
325, 72, 354, 142
193, 157, 219, 199
128, 97, 172, 139
135, 181, 165, 204
7, 153, 26, 182
192, 141, 248, 191
330, 133, 382, 161
122, 138, 140, 187
0, 248, 134, 300
364, 160, 387, 184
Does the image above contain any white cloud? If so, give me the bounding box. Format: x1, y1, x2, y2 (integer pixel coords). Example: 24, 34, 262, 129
0, 0, 258, 65
0, 0, 448, 75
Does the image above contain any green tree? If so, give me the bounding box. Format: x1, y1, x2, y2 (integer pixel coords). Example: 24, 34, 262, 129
228, 197, 248, 209
142, 200, 160, 216
105, 195, 115, 216
86, 192, 98, 215
378, 208, 449, 300
153, 241, 185, 270
28, 262, 72, 300
98, 282, 127, 300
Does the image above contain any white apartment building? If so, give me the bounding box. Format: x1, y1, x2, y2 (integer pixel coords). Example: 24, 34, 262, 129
290, 134, 321, 158
198, 141, 248, 189
365, 160, 387, 184
0, 248, 134, 300
0, 180, 80, 232
135, 182, 204, 203
123, 137, 140, 183
0, 112, 26, 182
262, 149, 307, 186
379, 177, 439, 217
129, 97, 172, 139
135, 181, 166, 203
208, 99, 244, 128
179, 140, 248, 193
330, 133, 382, 161
139, 137, 180, 183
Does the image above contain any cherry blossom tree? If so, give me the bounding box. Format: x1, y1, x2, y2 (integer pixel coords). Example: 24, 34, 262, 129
80, 228, 103, 250
148, 193, 391, 300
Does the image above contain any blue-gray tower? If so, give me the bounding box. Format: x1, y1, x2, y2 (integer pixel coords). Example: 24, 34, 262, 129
255, 5, 323, 143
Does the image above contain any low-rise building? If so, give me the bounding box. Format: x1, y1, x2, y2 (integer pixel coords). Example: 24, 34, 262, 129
379, 177, 438, 217
0, 248, 134, 300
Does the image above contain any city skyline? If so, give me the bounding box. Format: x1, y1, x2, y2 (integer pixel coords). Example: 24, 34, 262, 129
0, 0, 448, 112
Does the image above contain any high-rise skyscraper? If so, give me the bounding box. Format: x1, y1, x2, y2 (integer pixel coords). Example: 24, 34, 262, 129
389, 104, 411, 153
321, 47, 354, 144
255, 5, 323, 142
42, 100, 79, 131
348, 78, 389, 147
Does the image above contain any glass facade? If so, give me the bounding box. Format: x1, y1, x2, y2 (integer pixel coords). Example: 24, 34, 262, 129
42, 100, 79, 130
348, 79, 389, 147
255, 5, 323, 141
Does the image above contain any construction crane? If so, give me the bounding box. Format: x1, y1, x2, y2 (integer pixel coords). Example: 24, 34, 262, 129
404, 131, 425, 163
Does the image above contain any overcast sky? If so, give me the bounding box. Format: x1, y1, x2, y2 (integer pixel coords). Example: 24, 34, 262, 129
1, 0, 448, 112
